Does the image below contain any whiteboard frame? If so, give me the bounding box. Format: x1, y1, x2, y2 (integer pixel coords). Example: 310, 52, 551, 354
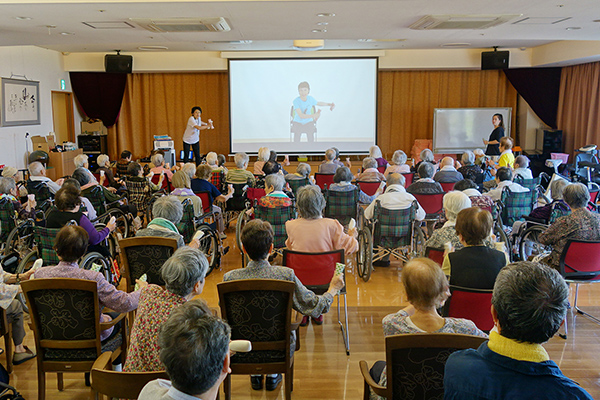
433, 107, 512, 154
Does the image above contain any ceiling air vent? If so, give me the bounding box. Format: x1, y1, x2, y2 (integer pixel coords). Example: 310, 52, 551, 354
410, 15, 521, 30
130, 18, 231, 33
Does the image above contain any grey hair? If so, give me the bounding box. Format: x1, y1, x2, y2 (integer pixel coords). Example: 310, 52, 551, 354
182, 163, 196, 179
0, 177, 16, 195
159, 300, 230, 396
515, 155, 530, 169
206, 152, 218, 165
296, 163, 311, 177
550, 179, 569, 201
391, 150, 407, 166
74, 154, 88, 168
161, 247, 209, 297
473, 148, 485, 156
325, 148, 336, 161
492, 261, 568, 344
28, 161, 44, 176
387, 173, 405, 187
153, 195, 184, 224
151, 153, 165, 167
257, 147, 270, 162
172, 170, 191, 189
563, 182, 589, 209
420, 149, 434, 163
461, 151, 475, 165
297, 185, 325, 219
234, 152, 249, 169
369, 145, 382, 159
333, 166, 353, 183
362, 157, 377, 170
72, 167, 91, 185
443, 191, 472, 222
265, 173, 285, 192
417, 162, 434, 179
97, 154, 110, 168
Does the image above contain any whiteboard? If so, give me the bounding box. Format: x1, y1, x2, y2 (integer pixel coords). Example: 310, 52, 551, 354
433, 108, 512, 154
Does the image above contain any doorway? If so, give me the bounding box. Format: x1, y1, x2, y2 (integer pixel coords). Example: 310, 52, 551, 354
51, 91, 75, 145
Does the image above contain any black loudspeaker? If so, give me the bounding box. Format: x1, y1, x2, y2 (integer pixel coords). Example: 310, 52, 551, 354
104, 54, 133, 73
481, 50, 509, 70
540, 129, 563, 154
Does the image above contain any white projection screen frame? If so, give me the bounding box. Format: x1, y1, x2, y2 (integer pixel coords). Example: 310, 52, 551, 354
229, 57, 378, 154
433, 108, 512, 153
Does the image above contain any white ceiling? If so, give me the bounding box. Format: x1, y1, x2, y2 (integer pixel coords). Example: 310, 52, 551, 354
0, 0, 599, 54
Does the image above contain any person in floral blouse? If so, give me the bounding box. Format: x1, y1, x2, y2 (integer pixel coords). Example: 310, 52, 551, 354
124, 246, 209, 372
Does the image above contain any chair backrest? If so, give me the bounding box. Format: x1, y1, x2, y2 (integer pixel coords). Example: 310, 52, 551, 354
287, 177, 310, 197
93, 173, 110, 187
500, 187, 535, 226
91, 351, 168, 399
282, 249, 344, 292
246, 188, 266, 204
151, 174, 171, 192
575, 153, 599, 179
22, 278, 102, 361
323, 187, 359, 226
210, 170, 225, 193
34, 226, 61, 265
559, 239, 600, 280
218, 279, 295, 366
84, 184, 108, 215
514, 175, 541, 194
440, 182, 455, 192
26, 179, 53, 204
425, 246, 444, 265
119, 236, 178, 291
377, 166, 386, 174
401, 172, 414, 187
413, 193, 445, 216
255, 203, 295, 249
314, 173, 335, 190
177, 199, 196, 243
196, 191, 212, 214
226, 183, 248, 211
373, 200, 417, 247
548, 202, 571, 224
384, 333, 487, 400
0, 198, 17, 243
357, 181, 381, 196
447, 287, 494, 331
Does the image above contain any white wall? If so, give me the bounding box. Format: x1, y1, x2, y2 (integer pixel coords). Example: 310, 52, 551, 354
518, 96, 549, 152
0, 45, 84, 169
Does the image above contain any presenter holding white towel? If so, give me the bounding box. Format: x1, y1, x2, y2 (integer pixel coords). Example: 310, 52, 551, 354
182, 106, 214, 166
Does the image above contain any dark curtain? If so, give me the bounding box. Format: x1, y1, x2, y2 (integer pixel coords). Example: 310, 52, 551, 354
69, 72, 127, 127
503, 68, 561, 129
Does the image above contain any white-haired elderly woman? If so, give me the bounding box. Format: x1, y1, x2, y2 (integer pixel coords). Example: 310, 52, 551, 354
285, 162, 311, 182
95, 154, 125, 192
254, 147, 270, 175
0, 177, 36, 219
170, 170, 203, 218
1, 167, 28, 198
180, 163, 197, 181
226, 152, 256, 186
286, 185, 358, 255
259, 174, 292, 208
411, 148, 437, 173
124, 246, 209, 372
384, 150, 410, 176
73, 153, 99, 185
318, 148, 339, 174
457, 150, 483, 183
205, 151, 227, 174
369, 145, 388, 169
425, 191, 473, 250
539, 183, 600, 269
356, 157, 386, 182
137, 195, 186, 248
149, 153, 174, 180
329, 167, 382, 204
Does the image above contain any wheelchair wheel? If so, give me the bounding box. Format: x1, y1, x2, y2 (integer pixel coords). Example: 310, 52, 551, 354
519, 225, 550, 262
411, 225, 426, 258
4, 221, 35, 257
493, 222, 511, 262
81, 252, 115, 285
235, 209, 251, 266
15, 250, 39, 313
195, 224, 221, 275
357, 228, 373, 282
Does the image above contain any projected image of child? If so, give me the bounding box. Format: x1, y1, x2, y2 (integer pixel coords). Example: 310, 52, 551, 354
291, 81, 335, 143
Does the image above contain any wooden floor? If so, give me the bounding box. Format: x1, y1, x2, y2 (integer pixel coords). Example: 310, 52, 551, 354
10, 229, 600, 399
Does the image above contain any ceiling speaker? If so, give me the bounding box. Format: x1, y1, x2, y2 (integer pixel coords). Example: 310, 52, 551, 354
105, 54, 133, 73
481, 50, 509, 70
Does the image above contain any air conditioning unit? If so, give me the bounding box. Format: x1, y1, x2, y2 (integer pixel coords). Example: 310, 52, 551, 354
409, 14, 521, 30
130, 17, 231, 33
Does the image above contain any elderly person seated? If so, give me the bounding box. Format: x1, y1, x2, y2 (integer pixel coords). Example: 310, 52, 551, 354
356, 157, 386, 182
424, 191, 472, 250
61, 178, 97, 220
407, 162, 444, 195
369, 145, 388, 169
123, 161, 163, 217
27, 161, 63, 194
539, 183, 600, 270
486, 167, 529, 201
170, 170, 203, 218
95, 154, 125, 192
205, 151, 223, 172
0, 177, 36, 219
513, 155, 533, 180
286, 185, 358, 256
529, 179, 570, 224
457, 151, 484, 183
319, 148, 340, 174
225, 219, 344, 379
180, 163, 197, 180
73, 167, 121, 205
433, 157, 464, 183
441, 207, 506, 287
116, 150, 132, 177
454, 179, 495, 213
226, 152, 256, 186
258, 174, 292, 208
124, 247, 209, 372
2, 167, 27, 198
411, 148, 436, 173
268, 150, 290, 174
149, 153, 174, 180
445, 262, 593, 399
285, 162, 311, 182
253, 147, 270, 175
74, 153, 100, 184
136, 195, 198, 248
383, 150, 410, 176
191, 164, 233, 237
217, 154, 229, 174
35, 225, 147, 342
369, 258, 487, 400
329, 166, 382, 204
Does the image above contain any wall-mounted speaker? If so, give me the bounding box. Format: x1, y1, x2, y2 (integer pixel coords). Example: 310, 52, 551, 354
481, 50, 509, 70
104, 54, 133, 73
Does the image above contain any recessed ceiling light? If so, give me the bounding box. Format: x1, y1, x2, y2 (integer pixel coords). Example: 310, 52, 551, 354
312, 29, 327, 33
566, 26, 581, 30
317, 13, 335, 17
440, 42, 471, 48
60, 32, 74, 35
358, 39, 373, 42
317, 22, 328, 26
138, 45, 168, 51
14, 16, 32, 21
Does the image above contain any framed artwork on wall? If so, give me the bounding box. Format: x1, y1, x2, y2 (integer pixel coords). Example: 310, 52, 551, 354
1, 78, 40, 127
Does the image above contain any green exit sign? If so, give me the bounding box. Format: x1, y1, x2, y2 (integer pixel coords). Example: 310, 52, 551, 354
60, 79, 66, 90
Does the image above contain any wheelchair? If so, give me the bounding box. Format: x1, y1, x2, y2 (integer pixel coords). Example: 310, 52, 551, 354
223, 183, 250, 229
358, 200, 426, 282
83, 185, 133, 238
1, 198, 36, 259
25, 180, 54, 213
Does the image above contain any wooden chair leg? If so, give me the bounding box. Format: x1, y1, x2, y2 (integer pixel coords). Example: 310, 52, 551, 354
4, 327, 13, 374
57, 372, 64, 391
285, 370, 292, 400
223, 374, 231, 400
37, 367, 45, 400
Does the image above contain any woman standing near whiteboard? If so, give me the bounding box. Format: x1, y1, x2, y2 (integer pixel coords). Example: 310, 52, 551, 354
483, 113, 504, 156
182, 106, 214, 166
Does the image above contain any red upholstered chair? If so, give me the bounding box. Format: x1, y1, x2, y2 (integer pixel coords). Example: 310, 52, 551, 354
402, 172, 414, 187
425, 247, 445, 266
151, 174, 171, 192
440, 182, 455, 192
558, 239, 600, 339
282, 249, 349, 355
413, 193, 445, 219
447, 286, 494, 332
357, 181, 382, 196
314, 173, 335, 190
246, 187, 266, 204
377, 166, 386, 174
92, 173, 110, 187
195, 191, 214, 216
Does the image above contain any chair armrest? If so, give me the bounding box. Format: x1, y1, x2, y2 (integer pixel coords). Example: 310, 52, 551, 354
99, 313, 127, 330
359, 360, 387, 397
290, 311, 302, 331
91, 351, 113, 372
